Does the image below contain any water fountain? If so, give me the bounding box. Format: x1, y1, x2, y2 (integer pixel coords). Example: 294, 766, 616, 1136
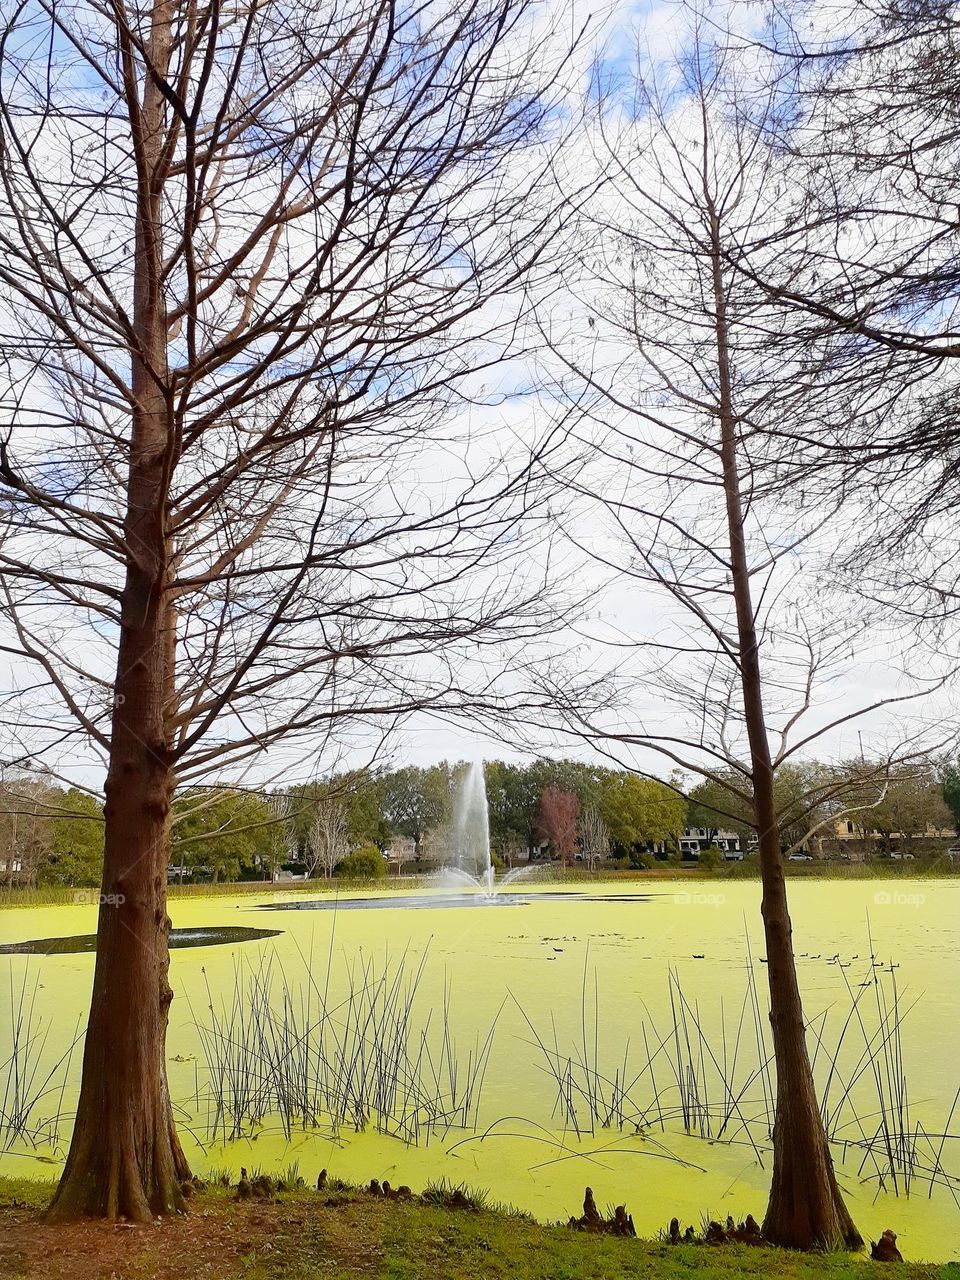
260, 760, 604, 912
451, 759, 494, 893
432, 760, 543, 902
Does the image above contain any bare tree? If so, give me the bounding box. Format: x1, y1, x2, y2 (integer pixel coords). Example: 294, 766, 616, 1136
756, 0, 960, 364
305, 797, 349, 878
0, 0, 582, 1220
739, 0, 960, 628
538, 29, 950, 1247
0, 767, 56, 886
265, 792, 297, 881
578, 803, 608, 870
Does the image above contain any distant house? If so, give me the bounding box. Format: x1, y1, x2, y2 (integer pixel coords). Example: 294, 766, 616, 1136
833, 817, 957, 841
419, 825, 453, 865
0, 855, 23, 878
511, 841, 548, 862
830, 817, 957, 858
384, 835, 416, 865
678, 827, 744, 860
167, 863, 216, 883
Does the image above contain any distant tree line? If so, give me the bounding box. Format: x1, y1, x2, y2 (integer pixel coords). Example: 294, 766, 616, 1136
688, 761, 957, 858
4, 756, 956, 889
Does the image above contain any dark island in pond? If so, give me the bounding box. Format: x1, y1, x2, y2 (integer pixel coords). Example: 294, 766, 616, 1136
0, 925, 282, 955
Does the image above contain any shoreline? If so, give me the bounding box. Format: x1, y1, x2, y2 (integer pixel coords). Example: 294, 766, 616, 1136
3, 861, 959, 909
0, 1175, 947, 1276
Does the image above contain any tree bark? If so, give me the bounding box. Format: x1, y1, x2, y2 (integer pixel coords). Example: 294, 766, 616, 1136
46, 681, 189, 1220
707, 212, 861, 1250
47, 0, 189, 1222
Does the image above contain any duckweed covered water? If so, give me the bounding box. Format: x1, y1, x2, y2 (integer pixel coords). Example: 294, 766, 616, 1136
1, 879, 957, 1258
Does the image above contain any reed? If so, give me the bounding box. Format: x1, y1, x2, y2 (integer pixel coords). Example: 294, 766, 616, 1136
0, 965, 80, 1152
512, 951, 959, 1197
191, 943, 500, 1147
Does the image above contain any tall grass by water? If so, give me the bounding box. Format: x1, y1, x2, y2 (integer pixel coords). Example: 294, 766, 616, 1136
190, 942, 500, 1147
0, 967, 80, 1154
510, 947, 960, 1200
2, 861, 956, 908
0, 875, 433, 909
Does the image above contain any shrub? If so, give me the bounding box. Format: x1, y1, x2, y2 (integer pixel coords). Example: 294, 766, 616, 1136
334, 845, 387, 879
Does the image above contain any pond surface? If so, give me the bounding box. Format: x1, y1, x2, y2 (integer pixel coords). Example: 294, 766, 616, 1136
1, 879, 957, 1259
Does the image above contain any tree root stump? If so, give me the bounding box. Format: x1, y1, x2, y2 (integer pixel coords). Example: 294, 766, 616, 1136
568, 1187, 636, 1236
668, 1213, 762, 1246
871, 1231, 903, 1262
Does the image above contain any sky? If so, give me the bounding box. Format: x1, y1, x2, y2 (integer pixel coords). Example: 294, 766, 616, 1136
0, 0, 955, 797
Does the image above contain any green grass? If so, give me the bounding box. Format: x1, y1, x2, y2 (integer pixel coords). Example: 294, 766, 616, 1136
0, 1176, 953, 1280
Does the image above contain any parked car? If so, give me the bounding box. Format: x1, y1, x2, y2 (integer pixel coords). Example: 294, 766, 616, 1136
787, 854, 813, 862
947, 844, 960, 858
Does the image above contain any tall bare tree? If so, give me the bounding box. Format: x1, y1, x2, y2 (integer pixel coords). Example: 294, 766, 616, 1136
305, 795, 349, 877
0, 767, 56, 886
0, 0, 581, 1220
540, 29, 948, 1247
578, 803, 608, 870
265, 792, 297, 880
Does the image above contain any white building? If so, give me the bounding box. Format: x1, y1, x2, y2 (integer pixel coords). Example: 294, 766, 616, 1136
678, 827, 744, 860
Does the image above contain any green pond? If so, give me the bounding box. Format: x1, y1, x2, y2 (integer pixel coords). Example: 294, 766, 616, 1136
1, 879, 958, 1259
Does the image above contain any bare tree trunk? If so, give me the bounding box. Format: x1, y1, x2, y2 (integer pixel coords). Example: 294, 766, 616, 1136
47, 0, 189, 1222
709, 217, 861, 1250
46, 553, 189, 1217
46, 708, 188, 1220
4, 810, 13, 888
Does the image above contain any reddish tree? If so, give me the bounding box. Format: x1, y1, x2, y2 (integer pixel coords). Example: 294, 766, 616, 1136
537, 786, 580, 864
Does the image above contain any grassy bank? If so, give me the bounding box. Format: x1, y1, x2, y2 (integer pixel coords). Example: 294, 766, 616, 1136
1, 859, 957, 908
0, 1176, 949, 1280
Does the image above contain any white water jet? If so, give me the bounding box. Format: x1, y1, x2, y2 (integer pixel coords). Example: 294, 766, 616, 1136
452, 760, 493, 894
430, 762, 548, 901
